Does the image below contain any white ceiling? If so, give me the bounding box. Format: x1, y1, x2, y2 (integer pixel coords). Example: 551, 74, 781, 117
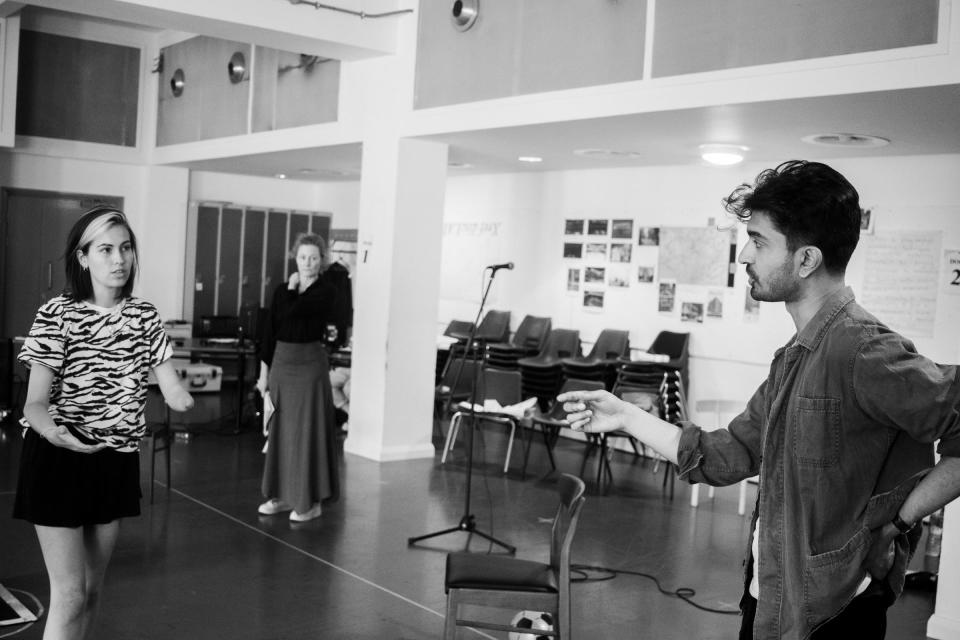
177, 83, 960, 181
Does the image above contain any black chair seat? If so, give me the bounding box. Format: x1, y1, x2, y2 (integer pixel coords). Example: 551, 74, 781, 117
446, 553, 558, 594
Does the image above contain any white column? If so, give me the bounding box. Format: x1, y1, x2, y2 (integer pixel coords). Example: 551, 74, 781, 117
345, 136, 448, 461
928, 500, 960, 639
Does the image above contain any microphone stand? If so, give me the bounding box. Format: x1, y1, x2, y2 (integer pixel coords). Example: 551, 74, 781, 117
408, 267, 516, 554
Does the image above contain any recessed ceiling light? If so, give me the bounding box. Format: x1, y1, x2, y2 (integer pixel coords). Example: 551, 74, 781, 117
447, 161, 474, 169
518, 156, 543, 163
699, 143, 748, 166
297, 168, 317, 175
573, 148, 644, 159
274, 173, 287, 179
801, 133, 890, 148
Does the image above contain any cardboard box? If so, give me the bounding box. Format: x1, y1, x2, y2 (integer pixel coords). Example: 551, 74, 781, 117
149, 358, 222, 393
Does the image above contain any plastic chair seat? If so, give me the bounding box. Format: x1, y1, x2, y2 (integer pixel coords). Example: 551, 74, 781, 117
446, 553, 558, 593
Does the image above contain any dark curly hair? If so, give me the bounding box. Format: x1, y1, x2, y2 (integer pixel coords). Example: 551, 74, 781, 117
722, 160, 862, 274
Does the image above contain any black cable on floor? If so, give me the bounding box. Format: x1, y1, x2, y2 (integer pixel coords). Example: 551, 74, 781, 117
570, 563, 740, 615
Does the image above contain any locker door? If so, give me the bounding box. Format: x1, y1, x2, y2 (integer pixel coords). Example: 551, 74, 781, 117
193, 205, 219, 330
240, 209, 266, 308
217, 207, 243, 316
263, 211, 288, 301
310, 214, 331, 245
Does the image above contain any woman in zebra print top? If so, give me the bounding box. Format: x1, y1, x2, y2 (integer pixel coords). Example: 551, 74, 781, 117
14, 206, 194, 640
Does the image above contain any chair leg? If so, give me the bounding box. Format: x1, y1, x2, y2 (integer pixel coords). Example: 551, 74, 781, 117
541, 427, 557, 472
690, 483, 700, 508
520, 425, 534, 480
441, 414, 461, 464
503, 423, 516, 474
443, 593, 458, 639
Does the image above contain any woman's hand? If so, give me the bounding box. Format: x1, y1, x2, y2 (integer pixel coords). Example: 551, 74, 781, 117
557, 389, 629, 433
166, 387, 195, 412
288, 272, 300, 290
41, 425, 107, 453
864, 523, 898, 580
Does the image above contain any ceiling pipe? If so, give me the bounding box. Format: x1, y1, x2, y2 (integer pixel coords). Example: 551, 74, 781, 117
286, 0, 414, 19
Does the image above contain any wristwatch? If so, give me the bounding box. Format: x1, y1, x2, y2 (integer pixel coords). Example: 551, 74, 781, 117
891, 513, 916, 534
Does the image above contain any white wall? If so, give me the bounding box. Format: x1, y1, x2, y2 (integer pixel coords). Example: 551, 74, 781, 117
440, 154, 960, 415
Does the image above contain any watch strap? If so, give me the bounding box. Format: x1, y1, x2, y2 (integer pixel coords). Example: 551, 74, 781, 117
891, 514, 915, 534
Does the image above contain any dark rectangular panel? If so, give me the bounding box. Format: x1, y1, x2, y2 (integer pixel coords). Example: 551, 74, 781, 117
193, 206, 219, 329
17, 30, 140, 146
263, 211, 289, 301
217, 207, 243, 316
653, 0, 939, 77
310, 214, 331, 245
240, 209, 265, 308
288, 213, 310, 277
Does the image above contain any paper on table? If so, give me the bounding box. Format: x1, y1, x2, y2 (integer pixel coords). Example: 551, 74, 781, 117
457, 397, 538, 419
262, 391, 275, 437
630, 351, 670, 363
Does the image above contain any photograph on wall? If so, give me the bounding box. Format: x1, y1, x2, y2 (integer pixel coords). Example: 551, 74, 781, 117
588, 219, 610, 236
658, 280, 676, 313
744, 289, 760, 322
585, 242, 608, 261
584, 266, 606, 284
637, 265, 656, 283
638, 227, 660, 246
565, 218, 585, 235
611, 219, 634, 239
567, 268, 581, 292
707, 289, 724, 318
681, 301, 704, 323
583, 290, 605, 310
608, 265, 630, 288
563, 242, 583, 259
610, 243, 633, 263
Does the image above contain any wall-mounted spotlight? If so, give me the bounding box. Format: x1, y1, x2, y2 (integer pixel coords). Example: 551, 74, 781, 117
451, 0, 479, 31
228, 52, 247, 84
170, 68, 185, 97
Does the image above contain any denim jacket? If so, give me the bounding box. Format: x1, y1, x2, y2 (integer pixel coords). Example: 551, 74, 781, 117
677, 287, 960, 640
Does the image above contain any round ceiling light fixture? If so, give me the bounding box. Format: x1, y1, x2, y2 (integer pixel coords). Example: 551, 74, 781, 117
699, 143, 748, 166
451, 0, 479, 31
518, 155, 543, 163
801, 133, 890, 148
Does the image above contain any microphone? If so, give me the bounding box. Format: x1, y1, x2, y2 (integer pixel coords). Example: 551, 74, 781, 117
486, 262, 514, 272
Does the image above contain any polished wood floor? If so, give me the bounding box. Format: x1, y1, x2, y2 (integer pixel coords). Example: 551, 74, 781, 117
0, 387, 938, 639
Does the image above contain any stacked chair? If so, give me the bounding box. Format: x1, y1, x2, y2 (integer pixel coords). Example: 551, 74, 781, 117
528, 378, 606, 483
436, 319, 475, 385
440, 367, 525, 474
447, 309, 511, 360
560, 328, 630, 389
518, 329, 581, 410
485, 315, 552, 370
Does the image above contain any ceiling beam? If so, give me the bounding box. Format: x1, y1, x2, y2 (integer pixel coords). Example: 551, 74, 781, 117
16, 0, 404, 59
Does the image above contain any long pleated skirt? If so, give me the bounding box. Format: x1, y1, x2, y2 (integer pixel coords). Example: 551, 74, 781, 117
261, 341, 340, 513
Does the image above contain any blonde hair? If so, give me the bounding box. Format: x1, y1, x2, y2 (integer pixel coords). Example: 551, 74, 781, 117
290, 233, 330, 269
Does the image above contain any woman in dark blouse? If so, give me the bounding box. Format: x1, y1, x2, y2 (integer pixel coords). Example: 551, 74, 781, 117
255, 234, 340, 522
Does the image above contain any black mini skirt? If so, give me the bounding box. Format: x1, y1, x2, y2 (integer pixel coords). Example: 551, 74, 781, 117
12, 429, 141, 527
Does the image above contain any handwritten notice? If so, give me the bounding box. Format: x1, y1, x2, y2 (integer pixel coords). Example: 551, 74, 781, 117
860, 231, 942, 338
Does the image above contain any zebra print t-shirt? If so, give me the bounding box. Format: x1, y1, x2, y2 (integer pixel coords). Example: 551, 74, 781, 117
18, 296, 172, 452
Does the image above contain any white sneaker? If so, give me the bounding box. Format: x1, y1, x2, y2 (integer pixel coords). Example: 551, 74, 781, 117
289, 503, 323, 522
258, 499, 292, 515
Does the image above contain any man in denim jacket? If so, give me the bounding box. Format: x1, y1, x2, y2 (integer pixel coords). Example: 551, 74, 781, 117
561, 161, 960, 639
